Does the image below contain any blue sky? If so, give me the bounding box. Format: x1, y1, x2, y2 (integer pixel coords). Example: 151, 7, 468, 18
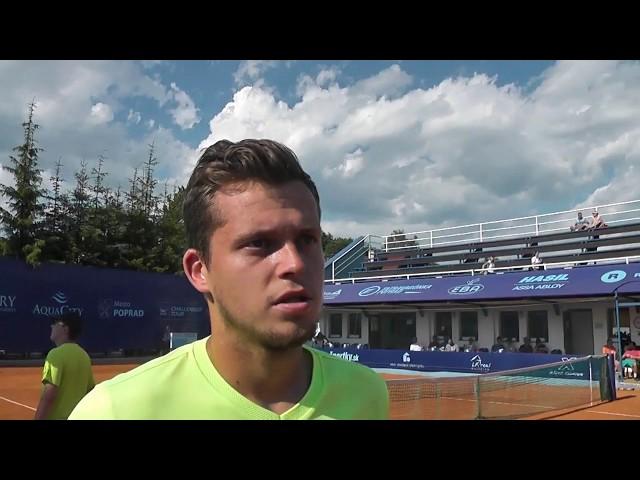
129, 60, 554, 148
1, 60, 638, 238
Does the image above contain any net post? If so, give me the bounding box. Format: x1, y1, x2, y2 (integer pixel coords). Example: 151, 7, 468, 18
589, 355, 593, 406
475, 375, 481, 420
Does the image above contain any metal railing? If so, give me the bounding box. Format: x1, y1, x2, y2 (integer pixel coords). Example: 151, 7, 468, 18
326, 234, 385, 281
324, 255, 640, 285
381, 199, 640, 252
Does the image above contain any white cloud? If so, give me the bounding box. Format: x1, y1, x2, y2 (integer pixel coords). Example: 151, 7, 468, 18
316, 66, 340, 87
127, 109, 142, 125
168, 82, 199, 130
350, 64, 413, 98
323, 148, 365, 179
200, 61, 640, 238
233, 60, 278, 86
89, 102, 113, 124
582, 163, 640, 207
0, 61, 196, 201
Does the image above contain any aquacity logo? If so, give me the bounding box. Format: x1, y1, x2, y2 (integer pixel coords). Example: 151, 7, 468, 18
448, 278, 484, 295
512, 273, 569, 291
32, 291, 83, 317
358, 284, 432, 297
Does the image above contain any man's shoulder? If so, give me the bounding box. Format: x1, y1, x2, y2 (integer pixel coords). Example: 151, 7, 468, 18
70, 340, 205, 419
99, 340, 202, 390
45, 344, 66, 361
308, 347, 385, 387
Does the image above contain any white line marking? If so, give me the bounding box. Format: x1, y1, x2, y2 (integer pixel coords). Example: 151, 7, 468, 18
586, 410, 640, 418
0, 395, 36, 411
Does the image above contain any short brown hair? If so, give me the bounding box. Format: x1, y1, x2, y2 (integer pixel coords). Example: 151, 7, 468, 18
183, 139, 321, 264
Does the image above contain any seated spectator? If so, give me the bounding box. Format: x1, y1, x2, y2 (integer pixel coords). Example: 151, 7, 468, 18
444, 338, 459, 352
530, 252, 543, 271
602, 339, 617, 357
570, 211, 590, 232
427, 335, 439, 351
481, 256, 496, 275
585, 210, 608, 254
409, 337, 424, 351
535, 338, 549, 354
491, 336, 505, 353
602, 339, 621, 372
519, 337, 534, 353
464, 338, 477, 352
622, 345, 640, 379
312, 332, 325, 347
588, 210, 608, 230
550, 348, 563, 355
503, 337, 517, 352
321, 337, 334, 348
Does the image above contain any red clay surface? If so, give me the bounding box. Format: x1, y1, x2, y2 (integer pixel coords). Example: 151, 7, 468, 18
1, 365, 637, 420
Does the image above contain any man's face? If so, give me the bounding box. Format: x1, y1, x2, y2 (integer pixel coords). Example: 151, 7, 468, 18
578, 212, 583, 220
202, 180, 324, 351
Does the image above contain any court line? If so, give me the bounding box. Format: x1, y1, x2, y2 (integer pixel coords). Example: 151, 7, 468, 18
0, 395, 36, 411
440, 395, 554, 410
586, 410, 640, 418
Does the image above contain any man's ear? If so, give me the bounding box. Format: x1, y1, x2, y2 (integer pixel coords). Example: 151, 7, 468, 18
183, 249, 211, 294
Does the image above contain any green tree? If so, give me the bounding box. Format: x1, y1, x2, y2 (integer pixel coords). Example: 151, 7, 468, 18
0, 100, 46, 264
322, 231, 354, 259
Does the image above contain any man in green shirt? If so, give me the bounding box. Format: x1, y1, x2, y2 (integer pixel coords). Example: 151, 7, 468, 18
35, 312, 95, 420
70, 139, 389, 420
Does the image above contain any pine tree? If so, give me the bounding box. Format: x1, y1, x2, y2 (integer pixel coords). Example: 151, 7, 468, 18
0, 100, 46, 262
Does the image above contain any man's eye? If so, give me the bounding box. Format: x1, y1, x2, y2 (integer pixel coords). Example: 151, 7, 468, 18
247, 239, 269, 249
300, 234, 318, 245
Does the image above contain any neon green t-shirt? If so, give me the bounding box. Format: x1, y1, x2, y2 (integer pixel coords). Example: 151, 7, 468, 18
41, 342, 95, 420
69, 337, 389, 420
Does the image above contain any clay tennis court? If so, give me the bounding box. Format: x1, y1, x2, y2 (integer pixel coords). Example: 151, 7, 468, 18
1, 365, 638, 420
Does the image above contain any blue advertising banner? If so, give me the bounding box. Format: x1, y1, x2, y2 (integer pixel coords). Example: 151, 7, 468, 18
0, 258, 208, 354
324, 264, 640, 305
320, 348, 597, 380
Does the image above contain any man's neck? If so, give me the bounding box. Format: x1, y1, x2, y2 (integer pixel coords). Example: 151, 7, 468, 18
206, 331, 313, 415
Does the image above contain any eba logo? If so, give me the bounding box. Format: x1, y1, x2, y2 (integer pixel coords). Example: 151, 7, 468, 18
448, 278, 484, 295
601, 270, 627, 284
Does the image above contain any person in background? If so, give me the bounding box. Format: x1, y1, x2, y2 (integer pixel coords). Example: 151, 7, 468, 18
409, 337, 424, 351
444, 338, 459, 352
570, 211, 590, 231
491, 336, 505, 353
34, 312, 95, 420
